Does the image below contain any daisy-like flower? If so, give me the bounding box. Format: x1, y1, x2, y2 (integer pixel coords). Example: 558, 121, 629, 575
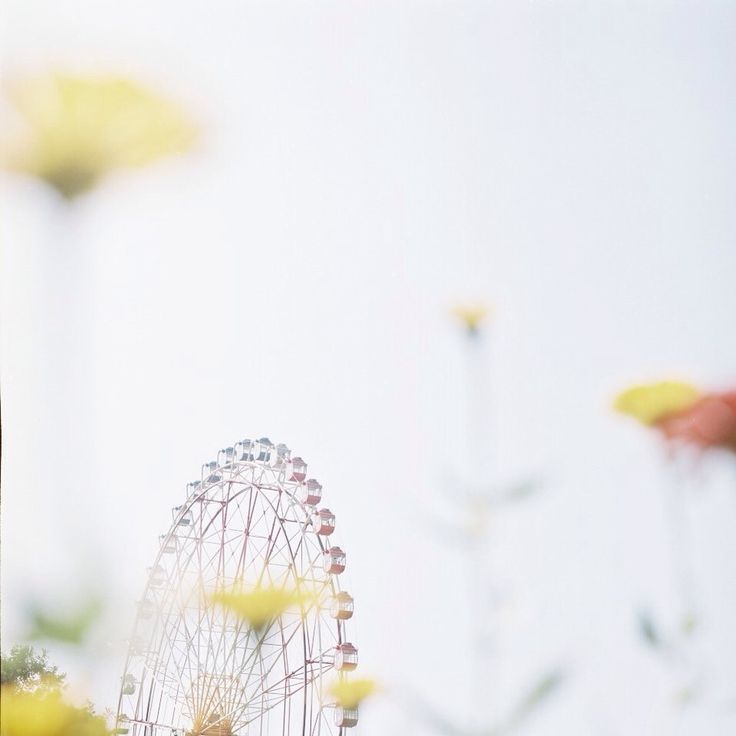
613, 381, 700, 426
658, 390, 736, 451
614, 381, 736, 453
209, 584, 313, 633
0, 687, 109, 736
2, 72, 198, 199
452, 303, 490, 336
328, 678, 379, 709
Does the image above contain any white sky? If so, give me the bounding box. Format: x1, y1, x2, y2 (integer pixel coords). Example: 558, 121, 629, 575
1, 2, 736, 735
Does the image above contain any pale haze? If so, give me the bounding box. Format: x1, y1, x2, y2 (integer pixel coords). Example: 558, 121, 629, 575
1, 2, 735, 735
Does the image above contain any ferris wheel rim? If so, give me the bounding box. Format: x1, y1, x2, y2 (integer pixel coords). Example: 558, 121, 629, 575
116, 439, 356, 736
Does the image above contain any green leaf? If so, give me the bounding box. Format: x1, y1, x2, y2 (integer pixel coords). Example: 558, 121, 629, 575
681, 612, 698, 636
0, 645, 65, 691
27, 599, 102, 645
637, 610, 661, 648
495, 668, 565, 734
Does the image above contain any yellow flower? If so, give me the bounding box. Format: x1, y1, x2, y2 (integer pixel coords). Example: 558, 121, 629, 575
613, 381, 700, 426
2, 72, 198, 199
452, 303, 490, 335
209, 584, 313, 632
0, 687, 109, 736
328, 678, 379, 709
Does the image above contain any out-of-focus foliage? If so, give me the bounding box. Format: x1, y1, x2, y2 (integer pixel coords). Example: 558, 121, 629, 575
0, 687, 109, 736
328, 678, 379, 709
403, 670, 565, 736
496, 669, 566, 735
637, 609, 699, 651
210, 584, 314, 633
1, 647, 109, 736
680, 611, 698, 636
1, 72, 198, 199
452, 303, 490, 336
637, 610, 661, 649
614, 381, 700, 426
0, 646, 64, 692
27, 599, 102, 645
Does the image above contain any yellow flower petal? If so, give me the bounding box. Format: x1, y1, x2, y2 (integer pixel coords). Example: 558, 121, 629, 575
452, 303, 490, 334
328, 678, 379, 709
0, 687, 109, 736
2, 73, 198, 198
613, 381, 700, 426
209, 585, 313, 632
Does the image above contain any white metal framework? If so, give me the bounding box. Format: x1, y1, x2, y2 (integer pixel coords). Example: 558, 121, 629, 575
115, 438, 358, 736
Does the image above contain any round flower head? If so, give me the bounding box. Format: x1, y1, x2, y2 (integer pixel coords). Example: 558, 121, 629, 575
613, 381, 700, 426
209, 584, 314, 633
658, 391, 736, 451
615, 380, 736, 454
0, 687, 109, 736
2, 72, 198, 199
328, 678, 379, 709
452, 303, 490, 336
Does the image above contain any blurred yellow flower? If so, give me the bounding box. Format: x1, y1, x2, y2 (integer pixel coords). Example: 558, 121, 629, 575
2, 72, 198, 199
452, 303, 490, 335
0, 687, 109, 736
613, 381, 700, 426
210, 584, 313, 632
328, 678, 379, 709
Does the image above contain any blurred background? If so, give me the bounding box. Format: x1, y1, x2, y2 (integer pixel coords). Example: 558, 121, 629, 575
1, 1, 735, 734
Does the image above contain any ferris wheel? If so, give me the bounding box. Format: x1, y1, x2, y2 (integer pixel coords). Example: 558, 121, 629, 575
115, 438, 359, 736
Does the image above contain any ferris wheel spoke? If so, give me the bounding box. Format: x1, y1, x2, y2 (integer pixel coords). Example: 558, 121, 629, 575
228, 664, 327, 729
